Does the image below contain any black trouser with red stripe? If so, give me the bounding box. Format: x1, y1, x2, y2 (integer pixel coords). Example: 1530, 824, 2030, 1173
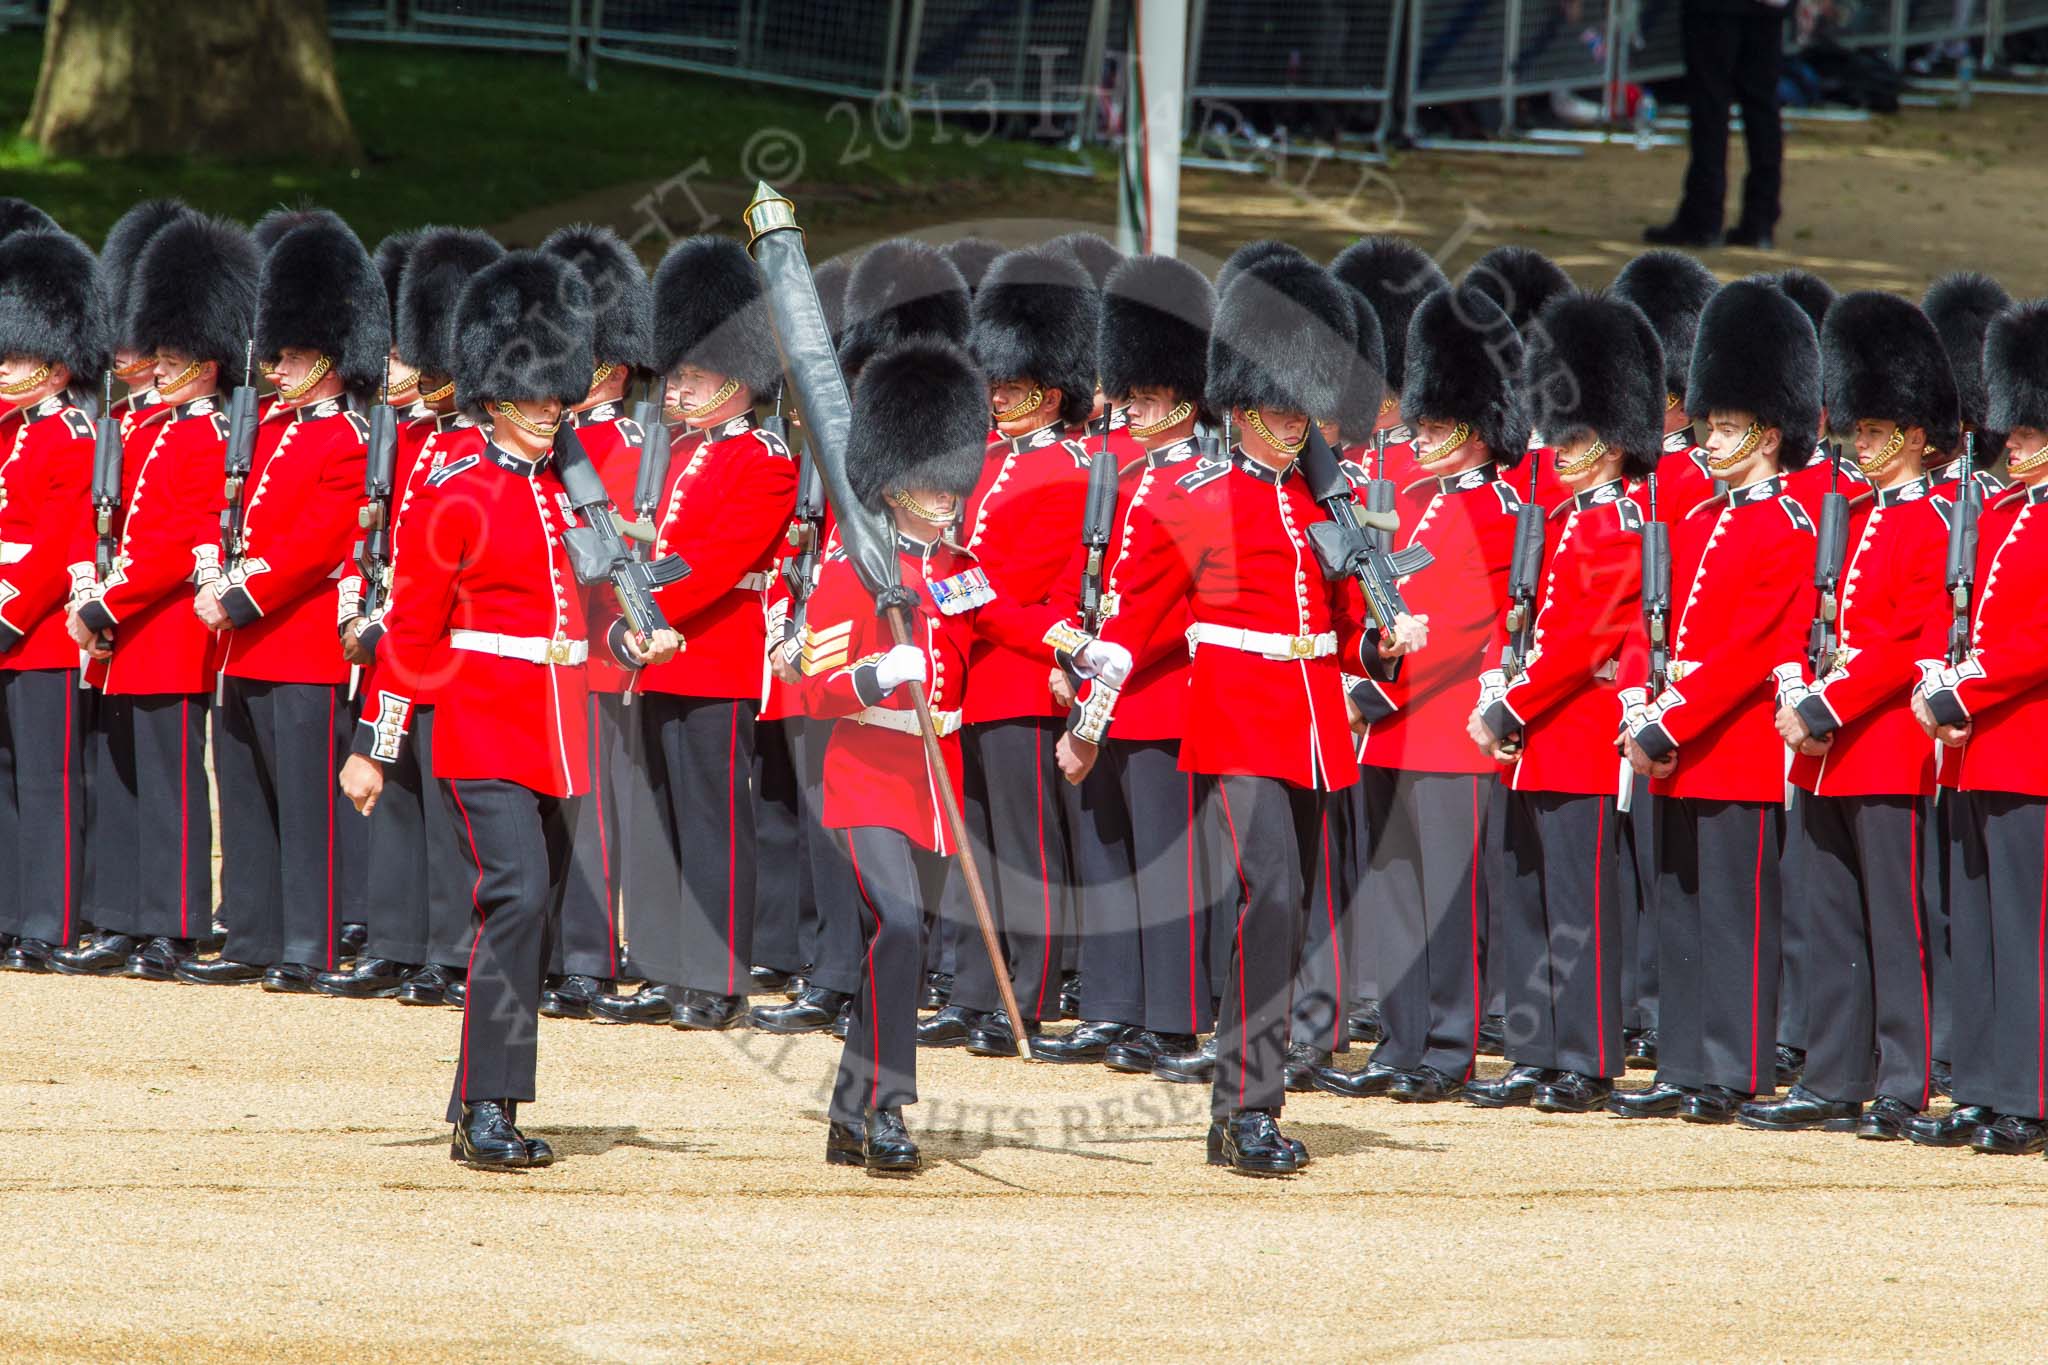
1948, 790, 2048, 1120
1292, 772, 1364, 1055
1926, 793, 1955, 1066
218, 679, 352, 969
1777, 790, 1812, 1054
363, 705, 475, 969
630, 694, 758, 996
86, 692, 211, 942
1067, 747, 1141, 1026
1209, 773, 1320, 1118
800, 719, 868, 996
1617, 776, 1659, 1032
1365, 767, 1490, 1079
1118, 740, 1214, 1036
1796, 793, 1934, 1109
555, 692, 629, 980
948, 717, 1070, 1026
0, 668, 86, 945
832, 824, 945, 1125
443, 778, 576, 1122
751, 715, 808, 977
1498, 789, 1624, 1078
1652, 796, 1783, 1095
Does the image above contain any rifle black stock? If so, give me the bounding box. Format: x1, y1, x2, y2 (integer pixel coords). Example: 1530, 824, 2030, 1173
1075, 423, 1119, 635
628, 396, 673, 527
91, 373, 123, 642
1808, 441, 1850, 676
1299, 423, 1430, 681
1947, 430, 1980, 664
219, 341, 259, 570
554, 424, 690, 641
354, 400, 400, 615
1642, 474, 1671, 694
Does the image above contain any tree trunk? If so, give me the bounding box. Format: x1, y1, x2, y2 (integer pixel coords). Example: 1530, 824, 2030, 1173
24, 0, 361, 162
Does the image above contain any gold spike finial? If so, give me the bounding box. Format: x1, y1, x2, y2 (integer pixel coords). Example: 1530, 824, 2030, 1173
744, 182, 798, 249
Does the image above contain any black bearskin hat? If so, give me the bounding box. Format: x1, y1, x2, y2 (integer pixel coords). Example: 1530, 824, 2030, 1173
970, 248, 1099, 426
256, 217, 389, 399
1984, 300, 2048, 437
838, 238, 972, 379
0, 229, 106, 382
1215, 239, 1307, 298
1463, 245, 1572, 332
814, 254, 854, 347
541, 223, 654, 374
1098, 253, 1216, 416
251, 205, 344, 255
848, 338, 990, 509
1329, 236, 1449, 392
451, 250, 595, 410
651, 234, 782, 399
0, 198, 57, 247
1609, 250, 1719, 400
397, 228, 504, 377
1402, 284, 1530, 466
126, 213, 260, 379
1207, 255, 1356, 422
1522, 292, 1666, 481
1821, 291, 1961, 454
942, 237, 1004, 295
1047, 231, 1122, 289
1332, 288, 1388, 444
372, 230, 422, 333
97, 198, 192, 355
1770, 268, 1836, 336
1923, 272, 2010, 439
1684, 278, 1823, 469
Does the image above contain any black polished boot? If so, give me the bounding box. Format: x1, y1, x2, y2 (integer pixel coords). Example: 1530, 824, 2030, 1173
539, 974, 609, 1020
338, 921, 369, 957
1971, 1113, 2048, 1156
1736, 1084, 1861, 1133
1774, 1044, 1807, 1089
825, 1116, 865, 1167
1313, 1059, 1406, 1099
1207, 1109, 1303, 1176
1152, 1036, 1217, 1084
123, 937, 193, 982
0, 937, 54, 973
51, 933, 139, 976
173, 954, 265, 986
314, 957, 412, 999
1531, 1071, 1614, 1114
1059, 973, 1082, 1021
1463, 1064, 1550, 1109
670, 990, 745, 1031
1031, 1019, 1135, 1064
503, 1101, 555, 1167
261, 963, 319, 994
1346, 999, 1384, 1044
1678, 1084, 1748, 1124
964, 1009, 1038, 1058
920, 971, 953, 1010
1623, 1028, 1658, 1070
1907, 1104, 1992, 1148
1284, 1042, 1332, 1093
1476, 1015, 1506, 1057
1103, 1029, 1167, 1074
750, 986, 853, 1034
395, 962, 452, 1006
863, 1107, 921, 1174
748, 965, 797, 995
915, 1003, 984, 1047
1856, 1095, 1917, 1141
1608, 1081, 1689, 1119
450, 1100, 533, 1171
589, 982, 678, 1024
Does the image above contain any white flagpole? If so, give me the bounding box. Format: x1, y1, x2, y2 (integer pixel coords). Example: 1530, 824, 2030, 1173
1117, 0, 1188, 257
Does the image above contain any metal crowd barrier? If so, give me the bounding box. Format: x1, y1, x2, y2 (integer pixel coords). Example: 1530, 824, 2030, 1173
1184, 0, 1408, 146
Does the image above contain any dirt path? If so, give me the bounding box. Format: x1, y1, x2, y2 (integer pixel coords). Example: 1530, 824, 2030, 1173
6, 971, 2047, 1361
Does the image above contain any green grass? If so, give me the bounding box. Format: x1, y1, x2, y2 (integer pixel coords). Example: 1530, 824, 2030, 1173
0, 33, 1043, 247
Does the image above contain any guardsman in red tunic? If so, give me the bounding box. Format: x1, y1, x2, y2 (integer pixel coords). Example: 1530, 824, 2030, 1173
591, 235, 796, 1031
0, 228, 100, 970
1610, 279, 1822, 1123
754, 238, 973, 1035
915, 247, 1096, 1057
56, 214, 258, 976
96, 201, 190, 443
530, 223, 655, 1021
339, 251, 677, 1169
1605, 248, 1724, 1069
1909, 299, 2048, 1155
173, 218, 381, 990
1734, 291, 1957, 1139
1063, 254, 1412, 1174
330, 227, 503, 1008
1320, 283, 1523, 1103
801, 337, 992, 1175
1461, 292, 1664, 1114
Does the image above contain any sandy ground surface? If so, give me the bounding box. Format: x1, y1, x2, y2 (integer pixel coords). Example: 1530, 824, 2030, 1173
494, 93, 2048, 299
6, 970, 2048, 1362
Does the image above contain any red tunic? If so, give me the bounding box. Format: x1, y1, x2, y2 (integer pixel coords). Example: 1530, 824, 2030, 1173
355, 440, 630, 798
1355, 464, 1521, 775
215, 397, 368, 685
75, 396, 229, 697
637, 413, 796, 703
1483, 480, 1644, 795
1784, 475, 1948, 797
1094, 447, 1371, 790
1093, 435, 1202, 743
960, 421, 1090, 724
1621, 475, 1817, 802
0, 397, 95, 670
795, 535, 981, 854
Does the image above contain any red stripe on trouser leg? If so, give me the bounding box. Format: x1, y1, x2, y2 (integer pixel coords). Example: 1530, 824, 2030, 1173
1217, 782, 1250, 1111
2038, 807, 2047, 1117
848, 834, 882, 1110
1909, 803, 1932, 1110
594, 700, 615, 978
60, 685, 73, 942
1750, 807, 1766, 1096
1592, 800, 1607, 1075
726, 705, 739, 995
1321, 809, 1342, 1051
1033, 743, 1053, 1022
1186, 774, 1198, 1036
451, 781, 487, 1106
179, 697, 191, 937
325, 688, 336, 969
1467, 779, 1481, 1075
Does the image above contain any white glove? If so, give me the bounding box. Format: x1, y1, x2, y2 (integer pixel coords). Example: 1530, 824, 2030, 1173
1075, 639, 1132, 688
874, 643, 929, 696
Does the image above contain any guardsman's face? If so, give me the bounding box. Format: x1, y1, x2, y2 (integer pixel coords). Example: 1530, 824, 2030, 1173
266, 346, 328, 397
2008, 426, 2048, 482
0, 352, 55, 393
1123, 385, 1177, 431
888, 485, 959, 537
1413, 417, 1460, 452
1255, 408, 1310, 448
667, 364, 734, 419
1702, 409, 1780, 483
153, 347, 218, 399
1852, 417, 1924, 483
1553, 431, 1623, 493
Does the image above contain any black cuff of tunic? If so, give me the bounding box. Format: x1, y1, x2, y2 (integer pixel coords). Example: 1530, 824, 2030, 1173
1924, 686, 1969, 729
606, 618, 646, 670
219, 584, 262, 629
1633, 720, 1677, 762
1793, 691, 1839, 741
75, 598, 116, 635
851, 660, 887, 708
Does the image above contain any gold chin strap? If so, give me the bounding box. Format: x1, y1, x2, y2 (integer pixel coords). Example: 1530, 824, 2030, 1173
683, 377, 743, 421
386, 365, 421, 398
0, 363, 52, 397
495, 400, 561, 439
278, 354, 334, 402
2009, 441, 2048, 476
419, 377, 456, 404
1555, 437, 1610, 478
1131, 400, 1194, 439
1379, 394, 1399, 416
1666, 393, 1683, 411
590, 361, 618, 392
1707, 422, 1764, 473
1243, 408, 1306, 456
889, 488, 956, 525
1414, 421, 1472, 467
1857, 426, 1907, 476
993, 384, 1045, 425
114, 356, 156, 382
156, 358, 204, 398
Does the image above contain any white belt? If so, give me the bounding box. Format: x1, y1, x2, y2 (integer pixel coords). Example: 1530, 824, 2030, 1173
1187, 623, 1337, 661
734, 571, 771, 592
448, 629, 588, 666
852, 705, 961, 737
0, 541, 28, 565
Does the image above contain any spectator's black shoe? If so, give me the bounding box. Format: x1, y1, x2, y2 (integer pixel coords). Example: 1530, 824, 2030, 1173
1857, 1095, 1917, 1141
1723, 222, 1776, 250
539, 974, 610, 1019
1346, 1000, 1384, 1044
1643, 219, 1720, 248
124, 936, 193, 981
